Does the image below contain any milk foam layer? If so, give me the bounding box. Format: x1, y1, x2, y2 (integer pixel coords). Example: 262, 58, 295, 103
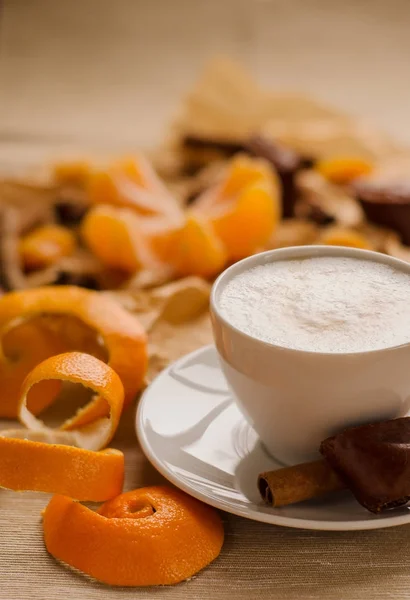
219, 256, 410, 353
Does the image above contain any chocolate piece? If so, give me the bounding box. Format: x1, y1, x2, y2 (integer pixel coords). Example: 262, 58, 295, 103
54, 271, 100, 290
320, 417, 410, 513
245, 135, 307, 218
54, 201, 87, 225
182, 135, 245, 155
353, 179, 410, 245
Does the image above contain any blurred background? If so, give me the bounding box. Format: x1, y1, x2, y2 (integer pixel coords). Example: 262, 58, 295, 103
1, 0, 410, 168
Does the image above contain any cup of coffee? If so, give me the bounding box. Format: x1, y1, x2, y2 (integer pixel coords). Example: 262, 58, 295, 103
210, 245, 410, 465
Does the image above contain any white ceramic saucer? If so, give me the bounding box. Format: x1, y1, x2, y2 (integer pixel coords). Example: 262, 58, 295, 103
136, 345, 410, 531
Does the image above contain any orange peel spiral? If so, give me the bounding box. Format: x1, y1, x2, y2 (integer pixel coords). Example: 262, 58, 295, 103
43, 486, 224, 586
0, 286, 148, 419
18, 352, 124, 450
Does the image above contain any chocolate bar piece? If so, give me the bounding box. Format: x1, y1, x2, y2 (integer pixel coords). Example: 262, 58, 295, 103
320, 417, 410, 513
352, 179, 410, 245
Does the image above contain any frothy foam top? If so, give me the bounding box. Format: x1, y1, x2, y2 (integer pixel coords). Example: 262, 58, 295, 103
218, 256, 410, 353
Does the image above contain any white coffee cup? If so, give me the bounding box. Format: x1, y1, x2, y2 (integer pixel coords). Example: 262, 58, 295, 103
210, 245, 410, 465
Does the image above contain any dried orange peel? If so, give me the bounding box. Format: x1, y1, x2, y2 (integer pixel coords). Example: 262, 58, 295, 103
18, 352, 124, 450
20, 224, 77, 270
43, 486, 224, 586
0, 286, 147, 420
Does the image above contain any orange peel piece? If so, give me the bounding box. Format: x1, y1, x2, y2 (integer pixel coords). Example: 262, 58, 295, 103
319, 227, 371, 250
0, 320, 66, 418
18, 352, 124, 451
43, 486, 224, 586
316, 157, 373, 185
0, 432, 124, 501
0, 286, 147, 421
20, 224, 76, 270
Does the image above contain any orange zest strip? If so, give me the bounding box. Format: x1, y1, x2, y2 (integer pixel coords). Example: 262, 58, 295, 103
19, 225, 76, 270
18, 352, 124, 451
0, 286, 148, 421
0, 432, 124, 501
43, 486, 224, 586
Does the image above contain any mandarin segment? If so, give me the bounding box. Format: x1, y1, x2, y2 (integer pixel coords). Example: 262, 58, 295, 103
316, 157, 373, 185
87, 155, 181, 217
169, 215, 227, 278
319, 227, 371, 250
212, 181, 280, 259
43, 486, 224, 586
20, 225, 76, 270
54, 160, 93, 187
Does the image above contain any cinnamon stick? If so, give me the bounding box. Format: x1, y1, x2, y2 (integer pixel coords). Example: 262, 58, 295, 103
258, 460, 345, 507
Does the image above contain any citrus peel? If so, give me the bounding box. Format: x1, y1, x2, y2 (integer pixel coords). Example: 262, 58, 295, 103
43, 486, 224, 586
0, 286, 148, 421
0, 432, 124, 501
18, 352, 124, 451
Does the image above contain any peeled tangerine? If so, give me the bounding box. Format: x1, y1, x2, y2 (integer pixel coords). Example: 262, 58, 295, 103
43, 486, 224, 586
87, 155, 181, 218
20, 225, 76, 270
192, 155, 281, 260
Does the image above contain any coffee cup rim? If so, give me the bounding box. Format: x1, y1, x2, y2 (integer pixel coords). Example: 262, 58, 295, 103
210, 245, 410, 358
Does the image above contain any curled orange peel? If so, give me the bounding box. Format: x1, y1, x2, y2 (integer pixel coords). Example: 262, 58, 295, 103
0, 320, 66, 418
0, 286, 148, 421
0, 432, 124, 501
316, 157, 373, 184
43, 486, 224, 586
18, 352, 124, 451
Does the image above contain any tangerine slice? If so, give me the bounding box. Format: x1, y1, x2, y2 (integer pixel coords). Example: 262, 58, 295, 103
82, 205, 161, 273
54, 160, 93, 187
0, 432, 123, 501
43, 486, 224, 586
169, 215, 227, 278
316, 157, 373, 185
0, 286, 147, 421
18, 352, 124, 451
319, 227, 371, 249
20, 225, 76, 270
211, 180, 280, 259
87, 155, 181, 218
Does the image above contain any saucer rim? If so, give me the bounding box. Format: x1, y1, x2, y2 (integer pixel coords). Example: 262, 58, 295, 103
136, 344, 410, 532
